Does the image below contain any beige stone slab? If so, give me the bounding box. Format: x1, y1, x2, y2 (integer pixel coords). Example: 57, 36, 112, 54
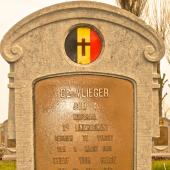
0, 1, 165, 170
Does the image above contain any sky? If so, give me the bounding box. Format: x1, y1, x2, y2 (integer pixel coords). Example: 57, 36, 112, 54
0, 0, 170, 123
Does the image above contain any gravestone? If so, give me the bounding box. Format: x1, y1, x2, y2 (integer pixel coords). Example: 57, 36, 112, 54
154, 126, 168, 146
152, 118, 170, 157
0, 1, 165, 170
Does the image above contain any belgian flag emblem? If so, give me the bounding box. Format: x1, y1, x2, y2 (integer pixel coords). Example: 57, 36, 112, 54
65, 27, 102, 64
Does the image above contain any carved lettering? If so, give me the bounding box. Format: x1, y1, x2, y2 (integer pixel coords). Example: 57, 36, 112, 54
56, 146, 66, 152
79, 157, 91, 164
73, 102, 87, 110
100, 156, 116, 164
97, 135, 113, 141
60, 88, 109, 98
73, 114, 97, 121
82, 135, 89, 142
35, 75, 133, 169
55, 135, 73, 142
75, 124, 108, 131
53, 157, 69, 164
93, 103, 98, 110
103, 146, 112, 152
62, 124, 70, 131
84, 146, 98, 152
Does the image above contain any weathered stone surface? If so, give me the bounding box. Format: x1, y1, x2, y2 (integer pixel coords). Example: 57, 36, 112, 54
0, 1, 165, 170
34, 75, 134, 170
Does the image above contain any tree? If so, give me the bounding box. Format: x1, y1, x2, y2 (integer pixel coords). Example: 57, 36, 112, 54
117, 0, 170, 120
162, 101, 170, 119
143, 0, 170, 61
144, 0, 170, 118
116, 0, 147, 16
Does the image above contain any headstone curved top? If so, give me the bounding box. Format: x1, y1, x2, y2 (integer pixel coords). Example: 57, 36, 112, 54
0, 1, 164, 63
0, 1, 165, 170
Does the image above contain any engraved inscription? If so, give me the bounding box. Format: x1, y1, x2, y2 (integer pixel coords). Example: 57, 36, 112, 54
97, 135, 113, 141
62, 124, 70, 131
56, 146, 66, 152
53, 157, 69, 164
35, 75, 134, 170
84, 146, 98, 152
79, 157, 91, 164
82, 135, 89, 142
75, 124, 108, 132
100, 156, 117, 164
55, 135, 73, 142
103, 146, 112, 152
60, 88, 109, 98
73, 114, 97, 120
73, 102, 87, 110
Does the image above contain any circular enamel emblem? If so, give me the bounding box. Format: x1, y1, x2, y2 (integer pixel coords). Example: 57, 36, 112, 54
65, 26, 103, 65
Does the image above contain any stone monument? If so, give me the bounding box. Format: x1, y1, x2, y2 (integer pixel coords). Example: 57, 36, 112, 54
152, 118, 170, 159
0, 1, 165, 170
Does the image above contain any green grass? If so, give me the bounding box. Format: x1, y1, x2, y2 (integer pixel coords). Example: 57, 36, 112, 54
0, 160, 169, 170
153, 160, 170, 170
0, 161, 16, 170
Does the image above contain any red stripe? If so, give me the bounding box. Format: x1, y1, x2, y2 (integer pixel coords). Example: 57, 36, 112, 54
90, 29, 102, 62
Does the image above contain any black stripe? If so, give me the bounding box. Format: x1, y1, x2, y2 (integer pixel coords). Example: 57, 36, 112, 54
65, 28, 77, 62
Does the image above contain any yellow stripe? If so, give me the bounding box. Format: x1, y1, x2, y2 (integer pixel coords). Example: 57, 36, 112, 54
77, 28, 90, 64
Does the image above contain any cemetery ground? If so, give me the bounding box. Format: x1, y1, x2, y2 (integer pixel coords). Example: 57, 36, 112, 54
0, 160, 169, 170
153, 160, 170, 170
0, 161, 16, 170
